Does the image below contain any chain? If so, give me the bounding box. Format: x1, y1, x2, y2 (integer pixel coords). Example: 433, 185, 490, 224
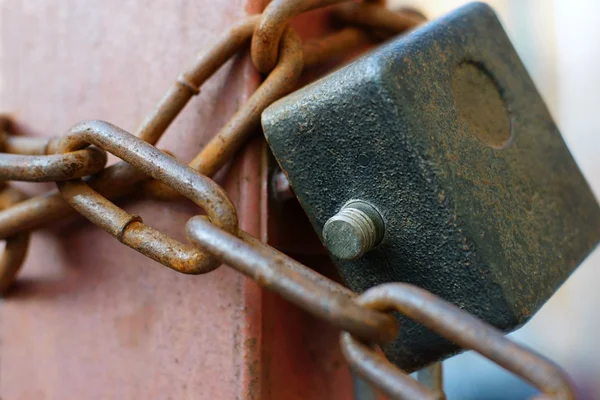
0, 1, 575, 399
0, 184, 29, 294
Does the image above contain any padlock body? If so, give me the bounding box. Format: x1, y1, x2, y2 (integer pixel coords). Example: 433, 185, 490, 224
262, 2, 600, 370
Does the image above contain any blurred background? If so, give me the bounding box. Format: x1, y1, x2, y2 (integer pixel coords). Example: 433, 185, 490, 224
391, 1, 600, 398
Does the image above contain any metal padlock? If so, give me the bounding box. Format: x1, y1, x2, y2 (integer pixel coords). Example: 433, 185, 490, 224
261, 2, 600, 371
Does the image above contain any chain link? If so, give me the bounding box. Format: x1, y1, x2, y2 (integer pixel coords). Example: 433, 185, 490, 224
0, 116, 108, 182
250, 0, 382, 74
0, 184, 30, 295
0, 2, 575, 399
341, 284, 575, 399
56, 120, 239, 274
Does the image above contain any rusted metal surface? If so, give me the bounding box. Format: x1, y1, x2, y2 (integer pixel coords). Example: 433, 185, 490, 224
0, 161, 148, 239
0, 147, 107, 182
0, 14, 262, 238
341, 283, 576, 399
136, 15, 262, 146
149, 16, 399, 198
251, 0, 345, 74
56, 120, 238, 274
186, 214, 576, 399
262, 2, 600, 370
0, 1, 583, 399
185, 28, 302, 175
302, 5, 426, 69
250, 0, 385, 74
340, 334, 441, 400
186, 216, 397, 343
0, 1, 258, 398
0, 116, 108, 182
0, 5, 419, 234
260, 12, 371, 397
0, 185, 30, 295
3, 135, 50, 155
0, 2, 409, 398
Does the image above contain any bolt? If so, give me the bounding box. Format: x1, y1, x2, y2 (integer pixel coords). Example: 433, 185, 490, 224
322, 200, 385, 260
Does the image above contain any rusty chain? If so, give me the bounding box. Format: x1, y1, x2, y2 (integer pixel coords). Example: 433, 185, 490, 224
0, 183, 30, 294
0, 1, 576, 399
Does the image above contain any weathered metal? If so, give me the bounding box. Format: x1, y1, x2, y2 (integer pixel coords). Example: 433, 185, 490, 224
185, 28, 303, 178
262, 2, 600, 370
186, 215, 398, 343
0, 1, 582, 398
322, 200, 385, 260
0, 161, 148, 240
250, 0, 395, 73
0, 3, 422, 316
0, 185, 30, 295
0, 117, 108, 182
187, 214, 576, 399
0, 5, 421, 234
340, 334, 442, 400
0, 147, 107, 182
56, 120, 238, 274
0, 17, 261, 235
252, 0, 346, 74
0, 15, 263, 238
0, 3, 263, 398
341, 283, 576, 399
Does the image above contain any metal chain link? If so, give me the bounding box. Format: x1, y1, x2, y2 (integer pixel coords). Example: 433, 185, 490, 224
0, 1, 575, 399
0, 183, 30, 294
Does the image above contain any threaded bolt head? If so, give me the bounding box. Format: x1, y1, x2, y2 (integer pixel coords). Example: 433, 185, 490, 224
322, 200, 385, 260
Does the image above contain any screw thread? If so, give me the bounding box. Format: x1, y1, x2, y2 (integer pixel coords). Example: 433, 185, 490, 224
322, 200, 384, 260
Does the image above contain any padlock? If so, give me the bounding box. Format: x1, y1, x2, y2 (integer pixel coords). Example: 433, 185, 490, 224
261, 2, 600, 371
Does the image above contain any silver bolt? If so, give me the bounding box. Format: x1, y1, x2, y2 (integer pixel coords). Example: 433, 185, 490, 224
322, 200, 385, 260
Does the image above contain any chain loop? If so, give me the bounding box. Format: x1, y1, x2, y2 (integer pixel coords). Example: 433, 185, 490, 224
3, 135, 54, 155
55, 120, 238, 274
0, 17, 262, 238
341, 284, 575, 400
144, 25, 304, 199
340, 334, 442, 400
0, 146, 107, 182
136, 15, 261, 146
251, 0, 384, 74
0, 6, 420, 237
0, 185, 30, 295
0, 117, 108, 182
185, 215, 399, 343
